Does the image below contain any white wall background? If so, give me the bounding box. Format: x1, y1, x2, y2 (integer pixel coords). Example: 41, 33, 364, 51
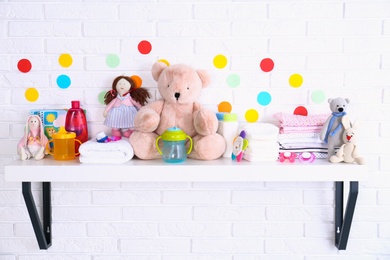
1, 0, 390, 259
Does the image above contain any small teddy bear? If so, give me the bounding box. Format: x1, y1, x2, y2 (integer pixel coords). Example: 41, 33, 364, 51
330, 116, 364, 165
320, 97, 351, 161
129, 61, 225, 160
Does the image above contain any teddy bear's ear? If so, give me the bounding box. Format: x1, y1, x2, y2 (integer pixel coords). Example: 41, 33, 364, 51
196, 69, 211, 88
345, 98, 350, 104
151, 61, 168, 81
328, 98, 333, 104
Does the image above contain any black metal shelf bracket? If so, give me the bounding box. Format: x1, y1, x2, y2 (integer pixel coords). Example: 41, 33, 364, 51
22, 182, 52, 250
335, 181, 359, 250
20, 181, 358, 251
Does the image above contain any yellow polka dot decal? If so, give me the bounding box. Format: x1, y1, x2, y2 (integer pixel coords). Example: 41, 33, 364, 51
25, 88, 39, 102
289, 73, 303, 88
58, 54, 73, 68
213, 54, 228, 69
245, 109, 259, 123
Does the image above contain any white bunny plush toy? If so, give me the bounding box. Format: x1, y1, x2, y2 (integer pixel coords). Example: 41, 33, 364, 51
329, 116, 364, 165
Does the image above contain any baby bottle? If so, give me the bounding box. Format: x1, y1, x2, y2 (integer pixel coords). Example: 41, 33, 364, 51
156, 127, 193, 163
65, 100, 88, 154
217, 113, 239, 158
46, 126, 82, 160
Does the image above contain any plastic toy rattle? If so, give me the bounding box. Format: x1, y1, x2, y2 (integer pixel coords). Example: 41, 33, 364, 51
231, 130, 249, 162
96, 131, 121, 143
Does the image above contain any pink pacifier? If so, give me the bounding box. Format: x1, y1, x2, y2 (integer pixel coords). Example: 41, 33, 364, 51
298, 152, 316, 163
279, 152, 297, 163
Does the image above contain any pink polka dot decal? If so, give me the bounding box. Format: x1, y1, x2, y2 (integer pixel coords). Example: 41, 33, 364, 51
138, 40, 152, 55
293, 106, 308, 116
260, 58, 274, 72
17, 59, 32, 73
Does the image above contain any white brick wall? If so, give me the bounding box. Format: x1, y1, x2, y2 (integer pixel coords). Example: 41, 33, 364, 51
1, 0, 389, 259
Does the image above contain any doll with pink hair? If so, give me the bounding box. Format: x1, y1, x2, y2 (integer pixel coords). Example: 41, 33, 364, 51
103, 76, 150, 138
17, 115, 48, 160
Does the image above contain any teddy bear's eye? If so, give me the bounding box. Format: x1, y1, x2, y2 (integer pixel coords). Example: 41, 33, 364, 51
187, 86, 190, 90
167, 85, 170, 88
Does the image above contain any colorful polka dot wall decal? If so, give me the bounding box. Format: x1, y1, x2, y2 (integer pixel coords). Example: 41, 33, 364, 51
226, 74, 240, 88
130, 75, 142, 89
58, 53, 73, 68
106, 54, 120, 68
17, 58, 32, 73
213, 54, 228, 69
56, 74, 71, 89
218, 101, 232, 113
25, 88, 39, 102
158, 59, 170, 66
138, 40, 152, 55
294, 106, 308, 116
98, 91, 106, 105
311, 90, 326, 104
245, 109, 259, 123
260, 58, 274, 72
257, 91, 272, 106
289, 73, 303, 88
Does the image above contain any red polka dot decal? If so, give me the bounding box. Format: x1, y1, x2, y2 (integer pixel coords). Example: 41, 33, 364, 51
17, 59, 32, 73
260, 58, 274, 72
293, 106, 308, 116
138, 40, 152, 55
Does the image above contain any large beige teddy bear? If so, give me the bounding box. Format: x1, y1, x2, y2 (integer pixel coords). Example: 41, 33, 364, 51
129, 61, 226, 160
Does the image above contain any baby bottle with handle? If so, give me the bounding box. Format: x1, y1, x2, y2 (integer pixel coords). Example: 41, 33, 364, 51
156, 127, 193, 163
46, 126, 82, 161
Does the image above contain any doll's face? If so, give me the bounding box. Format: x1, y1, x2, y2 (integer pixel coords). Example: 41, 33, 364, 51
116, 78, 131, 96
29, 117, 40, 130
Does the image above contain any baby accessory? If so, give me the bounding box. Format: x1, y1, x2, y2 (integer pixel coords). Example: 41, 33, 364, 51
279, 152, 298, 163
240, 123, 280, 162
156, 127, 193, 163
216, 112, 239, 158
96, 131, 121, 143
46, 126, 82, 161
79, 139, 134, 164
231, 130, 249, 162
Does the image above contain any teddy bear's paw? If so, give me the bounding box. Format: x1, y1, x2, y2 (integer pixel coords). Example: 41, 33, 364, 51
194, 109, 218, 135
134, 109, 160, 133
189, 134, 225, 160
129, 132, 161, 160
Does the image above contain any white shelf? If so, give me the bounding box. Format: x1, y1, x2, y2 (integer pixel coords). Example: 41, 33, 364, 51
5, 157, 368, 182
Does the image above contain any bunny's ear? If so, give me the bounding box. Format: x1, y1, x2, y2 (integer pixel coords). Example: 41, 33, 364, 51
352, 121, 359, 129
341, 116, 351, 129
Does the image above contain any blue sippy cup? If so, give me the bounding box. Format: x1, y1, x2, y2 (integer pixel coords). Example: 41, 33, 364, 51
156, 127, 193, 163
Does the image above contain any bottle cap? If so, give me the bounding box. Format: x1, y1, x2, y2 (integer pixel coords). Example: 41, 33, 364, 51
71, 100, 80, 109
160, 127, 187, 141
51, 126, 76, 139
223, 113, 237, 122
216, 112, 226, 121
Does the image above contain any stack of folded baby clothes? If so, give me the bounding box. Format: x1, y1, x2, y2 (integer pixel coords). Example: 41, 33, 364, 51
273, 112, 329, 158
239, 123, 280, 162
